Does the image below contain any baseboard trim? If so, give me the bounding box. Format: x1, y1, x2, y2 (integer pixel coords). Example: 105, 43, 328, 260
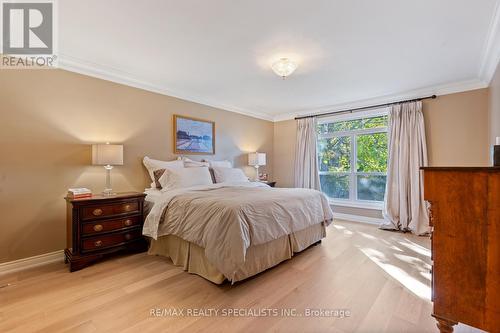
0, 250, 64, 276
333, 212, 384, 225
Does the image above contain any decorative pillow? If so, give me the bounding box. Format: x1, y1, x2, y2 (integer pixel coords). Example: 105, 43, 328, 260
182, 157, 210, 168
158, 167, 213, 191
207, 168, 217, 184
143, 156, 184, 188
205, 160, 232, 168
153, 169, 167, 189
211, 167, 249, 183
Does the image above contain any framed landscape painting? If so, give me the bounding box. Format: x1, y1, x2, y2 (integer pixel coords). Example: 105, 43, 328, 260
173, 115, 215, 155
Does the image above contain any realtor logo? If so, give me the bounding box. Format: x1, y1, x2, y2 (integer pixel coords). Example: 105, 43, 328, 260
1, 0, 57, 68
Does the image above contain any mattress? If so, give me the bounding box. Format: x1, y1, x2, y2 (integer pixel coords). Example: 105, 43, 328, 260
148, 222, 326, 284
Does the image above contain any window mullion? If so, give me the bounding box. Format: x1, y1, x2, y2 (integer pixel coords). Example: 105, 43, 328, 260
318, 127, 387, 140
351, 134, 356, 201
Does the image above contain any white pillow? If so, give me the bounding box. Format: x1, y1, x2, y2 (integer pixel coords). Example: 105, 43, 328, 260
211, 167, 249, 183
182, 157, 210, 168
158, 167, 213, 191
206, 160, 232, 168
143, 156, 184, 188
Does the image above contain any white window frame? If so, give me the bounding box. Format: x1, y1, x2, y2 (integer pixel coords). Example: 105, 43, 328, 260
317, 108, 389, 210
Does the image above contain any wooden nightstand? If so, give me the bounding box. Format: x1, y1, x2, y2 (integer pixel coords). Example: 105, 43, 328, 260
64, 192, 147, 271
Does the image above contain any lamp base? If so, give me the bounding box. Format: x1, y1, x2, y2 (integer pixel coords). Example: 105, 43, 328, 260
103, 165, 115, 196
102, 189, 116, 196
254, 166, 260, 181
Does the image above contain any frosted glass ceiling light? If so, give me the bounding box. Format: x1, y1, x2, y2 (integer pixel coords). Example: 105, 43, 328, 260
271, 58, 297, 79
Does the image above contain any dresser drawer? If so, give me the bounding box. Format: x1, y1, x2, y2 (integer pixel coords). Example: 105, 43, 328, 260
81, 229, 142, 252
81, 200, 139, 221
82, 216, 141, 235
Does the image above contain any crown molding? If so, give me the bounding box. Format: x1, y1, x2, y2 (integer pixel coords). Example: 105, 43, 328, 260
272, 78, 488, 122
57, 54, 274, 122
478, 0, 500, 84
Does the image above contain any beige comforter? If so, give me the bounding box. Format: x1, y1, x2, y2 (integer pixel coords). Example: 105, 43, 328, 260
143, 182, 333, 280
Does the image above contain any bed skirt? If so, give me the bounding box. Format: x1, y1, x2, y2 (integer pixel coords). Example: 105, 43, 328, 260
147, 222, 326, 284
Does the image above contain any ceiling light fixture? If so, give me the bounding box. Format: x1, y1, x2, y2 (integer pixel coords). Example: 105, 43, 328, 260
271, 58, 297, 79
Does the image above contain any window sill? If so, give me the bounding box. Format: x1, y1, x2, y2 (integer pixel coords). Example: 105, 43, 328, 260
329, 199, 383, 210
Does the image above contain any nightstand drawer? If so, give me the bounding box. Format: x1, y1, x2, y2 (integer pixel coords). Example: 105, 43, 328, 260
81, 229, 142, 252
81, 200, 139, 221
82, 216, 141, 235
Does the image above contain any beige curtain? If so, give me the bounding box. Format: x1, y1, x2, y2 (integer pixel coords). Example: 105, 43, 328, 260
294, 117, 321, 190
381, 101, 429, 235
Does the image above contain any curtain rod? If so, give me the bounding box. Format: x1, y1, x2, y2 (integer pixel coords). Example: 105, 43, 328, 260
294, 94, 437, 120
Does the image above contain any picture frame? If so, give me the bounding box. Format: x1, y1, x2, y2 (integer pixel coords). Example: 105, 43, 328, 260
173, 115, 215, 155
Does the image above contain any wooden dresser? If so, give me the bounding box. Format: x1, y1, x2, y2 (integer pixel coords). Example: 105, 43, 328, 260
422, 167, 500, 333
64, 192, 148, 271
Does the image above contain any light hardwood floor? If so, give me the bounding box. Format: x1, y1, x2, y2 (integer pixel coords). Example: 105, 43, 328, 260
0, 220, 481, 333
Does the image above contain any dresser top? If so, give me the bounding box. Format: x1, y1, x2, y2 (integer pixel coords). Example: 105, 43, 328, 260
421, 166, 500, 172
65, 191, 146, 203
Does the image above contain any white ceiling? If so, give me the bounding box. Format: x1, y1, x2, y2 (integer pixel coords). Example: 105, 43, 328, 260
59, 0, 500, 121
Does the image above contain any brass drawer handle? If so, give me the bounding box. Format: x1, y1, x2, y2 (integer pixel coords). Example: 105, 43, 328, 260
92, 208, 103, 216
94, 240, 103, 247
123, 219, 132, 227
123, 204, 131, 211
124, 233, 132, 241
93, 224, 103, 232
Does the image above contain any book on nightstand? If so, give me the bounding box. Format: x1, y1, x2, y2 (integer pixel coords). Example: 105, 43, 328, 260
67, 188, 92, 199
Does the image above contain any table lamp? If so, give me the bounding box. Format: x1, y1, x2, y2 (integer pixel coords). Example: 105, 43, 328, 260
92, 143, 123, 195
248, 152, 266, 181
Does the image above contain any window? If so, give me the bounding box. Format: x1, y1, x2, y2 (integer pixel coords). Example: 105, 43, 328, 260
317, 110, 388, 206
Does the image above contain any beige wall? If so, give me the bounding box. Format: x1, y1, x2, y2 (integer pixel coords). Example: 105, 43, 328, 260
489, 62, 500, 148
423, 88, 490, 166
0, 70, 273, 263
273, 120, 296, 188
273, 88, 491, 219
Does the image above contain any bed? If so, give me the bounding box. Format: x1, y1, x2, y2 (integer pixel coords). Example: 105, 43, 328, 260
143, 181, 333, 284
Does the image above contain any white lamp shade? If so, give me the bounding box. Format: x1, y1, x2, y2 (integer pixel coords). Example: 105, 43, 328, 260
92, 144, 123, 166
248, 152, 266, 166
